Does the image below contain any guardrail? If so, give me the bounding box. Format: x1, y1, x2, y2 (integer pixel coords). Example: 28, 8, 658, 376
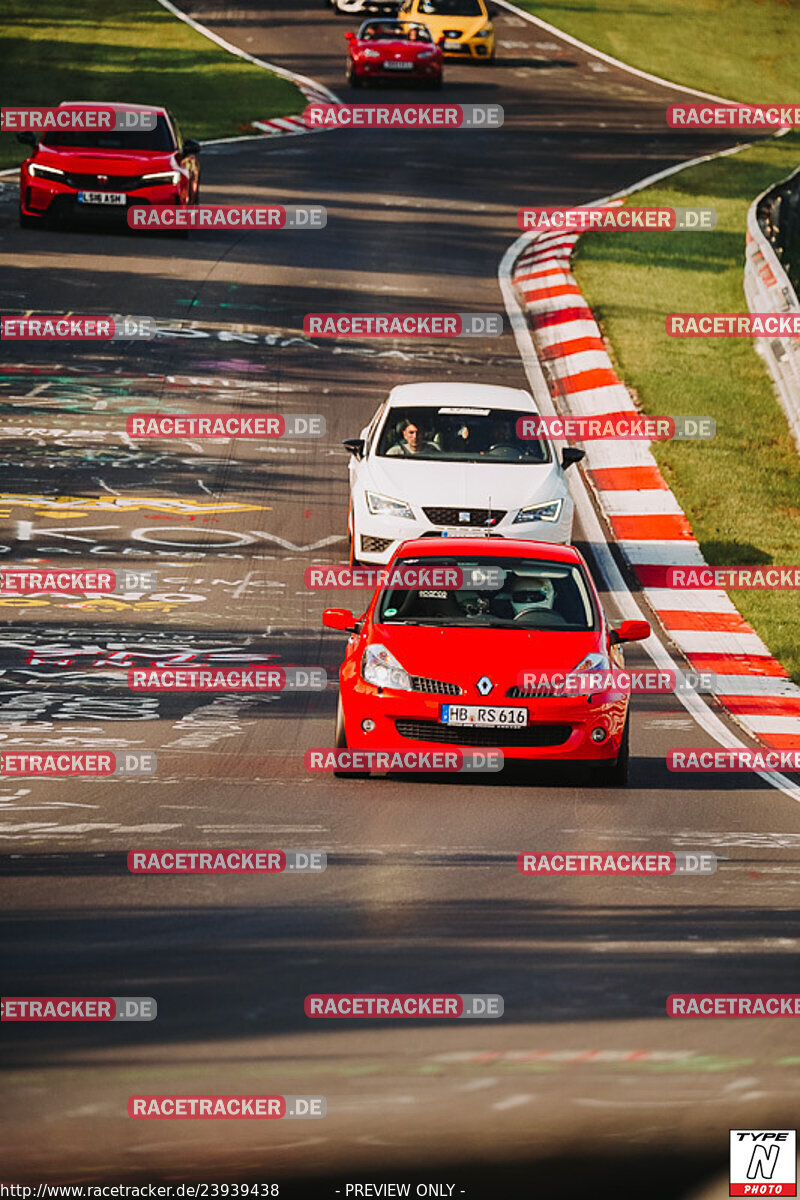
743, 166, 800, 452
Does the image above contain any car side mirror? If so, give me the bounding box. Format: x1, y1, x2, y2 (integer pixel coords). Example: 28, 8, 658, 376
323, 608, 357, 632
345, 30, 355, 39
343, 438, 365, 459
609, 619, 651, 645
16, 132, 37, 147
561, 447, 585, 470
181, 139, 201, 156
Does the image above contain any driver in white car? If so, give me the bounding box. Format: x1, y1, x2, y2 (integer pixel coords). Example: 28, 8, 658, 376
386, 418, 441, 456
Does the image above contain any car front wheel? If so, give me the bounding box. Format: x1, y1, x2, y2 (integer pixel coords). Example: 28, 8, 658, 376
593, 715, 630, 788
333, 695, 369, 778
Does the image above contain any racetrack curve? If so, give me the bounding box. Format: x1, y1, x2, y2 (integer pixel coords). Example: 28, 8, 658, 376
1, 3, 799, 1195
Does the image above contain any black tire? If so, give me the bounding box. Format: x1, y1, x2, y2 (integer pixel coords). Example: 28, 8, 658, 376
348, 67, 362, 88
429, 75, 443, 90
333, 695, 369, 778
19, 210, 41, 229
594, 715, 630, 787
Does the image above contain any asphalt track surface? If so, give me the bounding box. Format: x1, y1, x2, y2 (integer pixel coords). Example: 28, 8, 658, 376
1, 3, 799, 1195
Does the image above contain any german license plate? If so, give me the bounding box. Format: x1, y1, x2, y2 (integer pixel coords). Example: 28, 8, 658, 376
77, 192, 126, 205
384, 61, 414, 69
440, 704, 527, 727
441, 527, 492, 538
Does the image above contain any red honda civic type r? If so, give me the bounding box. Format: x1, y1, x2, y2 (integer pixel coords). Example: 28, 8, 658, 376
17, 101, 200, 228
346, 20, 443, 87
323, 538, 650, 785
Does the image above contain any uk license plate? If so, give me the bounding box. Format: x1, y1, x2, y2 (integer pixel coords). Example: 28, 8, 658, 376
440, 704, 528, 727
77, 192, 126, 205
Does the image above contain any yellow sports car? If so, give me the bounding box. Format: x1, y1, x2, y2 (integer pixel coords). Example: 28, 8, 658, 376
398, 0, 496, 61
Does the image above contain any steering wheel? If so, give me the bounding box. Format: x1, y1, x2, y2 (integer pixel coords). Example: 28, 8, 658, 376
484, 444, 519, 460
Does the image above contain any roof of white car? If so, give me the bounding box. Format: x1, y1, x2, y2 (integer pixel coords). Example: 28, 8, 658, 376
386, 382, 535, 412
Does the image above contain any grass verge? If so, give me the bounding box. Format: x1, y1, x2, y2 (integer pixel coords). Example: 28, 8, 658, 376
509, 0, 800, 105
0, 0, 303, 169
572, 131, 800, 682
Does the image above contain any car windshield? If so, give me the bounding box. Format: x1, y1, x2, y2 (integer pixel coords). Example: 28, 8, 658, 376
360, 21, 432, 40
376, 556, 598, 630
416, 0, 484, 14
41, 116, 174, 152
375, 405, 549, 463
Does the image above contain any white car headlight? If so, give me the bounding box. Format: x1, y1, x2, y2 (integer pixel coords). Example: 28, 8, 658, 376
360, 48, 382, 58
513, 498, 563, 524
571, 653, 610, 674
29, 164, 65, 180
362, 643, 412, 691
366, 490, 415, 520
141, 170, 181, 185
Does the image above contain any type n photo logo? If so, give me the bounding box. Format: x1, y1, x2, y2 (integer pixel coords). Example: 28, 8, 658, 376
730, 1130, 796, 1195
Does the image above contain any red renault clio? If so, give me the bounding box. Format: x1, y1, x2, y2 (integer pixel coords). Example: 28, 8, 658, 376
323, 537, 650, 785
17, 101, 200, 228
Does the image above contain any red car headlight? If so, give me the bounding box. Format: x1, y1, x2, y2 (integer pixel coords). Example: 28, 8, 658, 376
362, 644, 412, 691
28, 164, 66, 182
140, 170, 181, 185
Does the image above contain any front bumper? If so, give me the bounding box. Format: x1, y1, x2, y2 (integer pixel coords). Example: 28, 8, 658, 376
20, 177, 187, 222
353, 497, 574, 564
439, 33, 495, 58
339, 674, 628, 762
353, 60, 442, 80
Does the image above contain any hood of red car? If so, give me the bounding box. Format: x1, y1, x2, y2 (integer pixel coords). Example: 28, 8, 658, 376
370, 623, 603, 694
355, 39, 437, 58
29, 147, 176, 175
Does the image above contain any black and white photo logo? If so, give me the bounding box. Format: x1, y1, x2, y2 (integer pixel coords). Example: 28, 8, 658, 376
730, 1130, 796, 1196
